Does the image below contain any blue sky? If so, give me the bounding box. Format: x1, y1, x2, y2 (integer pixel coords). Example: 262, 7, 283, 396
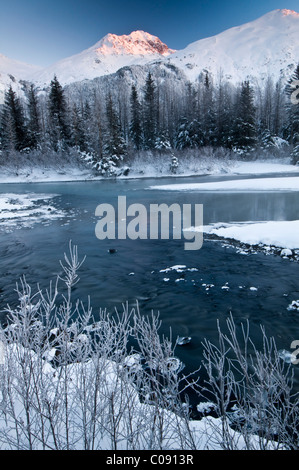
1, 0, 299, 66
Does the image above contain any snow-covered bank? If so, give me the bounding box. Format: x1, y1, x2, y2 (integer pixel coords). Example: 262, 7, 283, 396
0, 160, 299, 184
0, 166, 103, 184
187, 220, 299, 251
0, 157, 230, 183
151, 176, 299, 192
0, 342, 263, 450
1, 340, 275, 451
229, 160, 299, 175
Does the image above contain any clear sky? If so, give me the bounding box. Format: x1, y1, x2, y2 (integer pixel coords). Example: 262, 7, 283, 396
1, 0, 299, 67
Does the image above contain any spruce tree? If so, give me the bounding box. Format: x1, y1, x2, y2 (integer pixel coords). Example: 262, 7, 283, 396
285, 64, 299, 163
175, 118, 203, 149
71, 104, 86, 152
48, 75, 70, 151
143, 72, 157, 150
27, 84, 41, 149
0, 85, 28, 153
185, 82, 198, 122
81, 100, 95, 155
201, 73, 217, 146
232, 81, 257, 154
129, 85, 143, 150
101, 93, 127, 175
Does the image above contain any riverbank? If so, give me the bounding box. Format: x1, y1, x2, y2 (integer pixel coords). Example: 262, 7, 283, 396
0, 158, 298, 184
152, 174, 299, 253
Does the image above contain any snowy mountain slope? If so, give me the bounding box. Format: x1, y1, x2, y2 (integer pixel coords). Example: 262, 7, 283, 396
0, 53, 42, 103
1, 9, 299, 96
64, 61, 187, 102
167, 9, 299, 84
30, 31, 175, 86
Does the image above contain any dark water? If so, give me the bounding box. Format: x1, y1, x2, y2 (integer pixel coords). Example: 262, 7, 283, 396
1, 173, 299, 390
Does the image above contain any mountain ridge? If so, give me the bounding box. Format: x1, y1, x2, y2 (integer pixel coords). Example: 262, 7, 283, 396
167, 8, 299, 84
0, 9, 299, 94
0, 53, 42, 103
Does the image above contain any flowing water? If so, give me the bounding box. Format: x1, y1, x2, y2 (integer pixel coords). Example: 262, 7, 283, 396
1, 173, 299, 393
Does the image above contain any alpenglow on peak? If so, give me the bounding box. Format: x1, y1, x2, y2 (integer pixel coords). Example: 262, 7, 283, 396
94, 31, 175, 56
4, 9, 299, 88
279, 8, 299, 17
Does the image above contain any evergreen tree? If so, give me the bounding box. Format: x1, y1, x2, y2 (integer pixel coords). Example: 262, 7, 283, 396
291, 143, 299, 164
201, 73, 217, 146
175, 118, 191, 150
143, 72, 157, 149
48, 75, 70, 151
260, 129, 276, 151
184, 82, 198, 122
101, 93, 127, 175
27, 84, 41, 149
80, 100, 93, 154
129, 85, 143, 150
285, 64, 299, 162
70, 104, 86, 152
232, 81, 257, 153
214, 80, 233, 148
154, 132, 171, 151
175, 118, 203, 149
0, 85, 28, 152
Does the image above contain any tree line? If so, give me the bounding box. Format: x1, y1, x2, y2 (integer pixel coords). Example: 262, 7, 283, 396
0, 64, 299, 175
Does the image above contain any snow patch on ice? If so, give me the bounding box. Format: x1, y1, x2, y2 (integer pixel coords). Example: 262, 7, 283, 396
151, 176, 299, 193
188, 220, 299, 251
0, 192, 69, 232
287, 300, 299, 311
160, 265, 187, 273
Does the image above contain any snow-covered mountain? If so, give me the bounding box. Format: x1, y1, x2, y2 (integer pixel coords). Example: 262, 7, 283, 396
1, 9, 299, 97
0, 54, 41, 102
30, 31, 175, 86
166, 9, 299, 84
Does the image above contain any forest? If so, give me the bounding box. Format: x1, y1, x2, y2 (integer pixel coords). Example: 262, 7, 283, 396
0, 63, 299, 177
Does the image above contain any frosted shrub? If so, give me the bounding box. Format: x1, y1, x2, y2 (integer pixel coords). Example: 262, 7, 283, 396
201, 314, 299, 450
0, 243, 297, 450
0, 243, 200, 450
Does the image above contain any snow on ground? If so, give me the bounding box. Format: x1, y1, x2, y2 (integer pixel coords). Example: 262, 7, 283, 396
120, 159, 299, 181
168, 9, 299, 85
151, 176, 299, 192
186, 220, 299, 250
0, 160, 298, 184
0, 166, 102, 184
229, 161, 299, 175
0, 342, 273, 450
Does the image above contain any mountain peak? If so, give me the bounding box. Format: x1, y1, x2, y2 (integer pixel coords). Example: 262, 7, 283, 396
168, 8, 299, 85
261, 8, 299, 21
279, 8, 299, 17
94, 31, 175, 56
3, 9, 299, 89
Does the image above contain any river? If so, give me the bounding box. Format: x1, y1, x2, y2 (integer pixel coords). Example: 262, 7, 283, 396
1, 172, 299, 393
